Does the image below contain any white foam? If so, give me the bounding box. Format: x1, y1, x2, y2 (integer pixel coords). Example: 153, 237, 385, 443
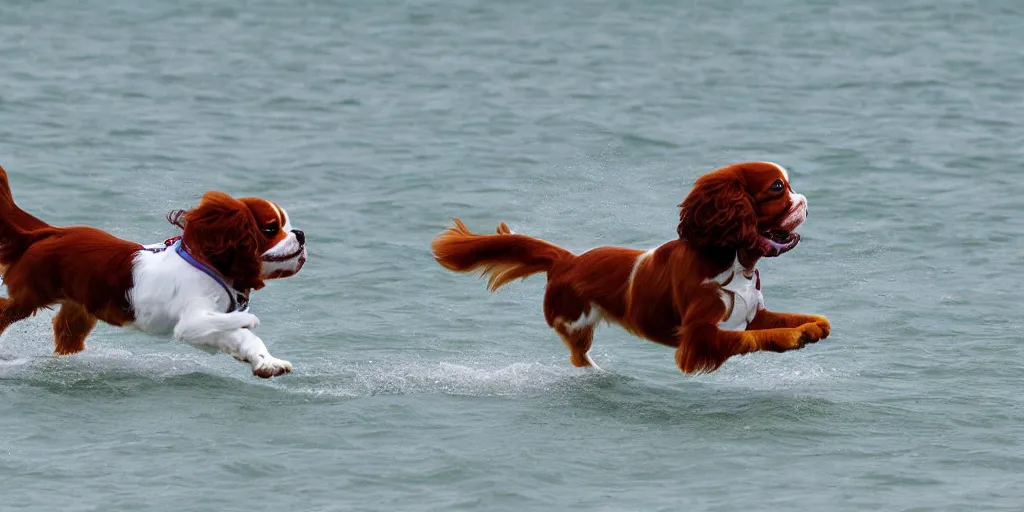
0, 355, 32, 376
693, 352, 855, 392
0, 319, 232, 382
0, 347, 220, 381
0, 321, 610, 395
285, 357, 601, 398
0, 315, 850, 397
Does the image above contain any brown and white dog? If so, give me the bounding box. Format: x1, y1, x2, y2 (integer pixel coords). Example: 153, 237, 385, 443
0, 165, 306, 378
431, 162, 830, 373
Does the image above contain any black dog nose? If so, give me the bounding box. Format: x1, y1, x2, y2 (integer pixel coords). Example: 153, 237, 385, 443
292, 229, 305, 245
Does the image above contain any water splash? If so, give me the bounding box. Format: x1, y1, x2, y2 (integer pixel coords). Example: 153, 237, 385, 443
282, 357, 608, 398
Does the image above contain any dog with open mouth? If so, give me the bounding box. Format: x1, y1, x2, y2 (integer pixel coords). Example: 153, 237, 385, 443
431, 161, 830, 373
0, 164, 306, 378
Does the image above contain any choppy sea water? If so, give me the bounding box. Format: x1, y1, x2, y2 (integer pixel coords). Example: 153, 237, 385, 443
1, 0, 1023, 510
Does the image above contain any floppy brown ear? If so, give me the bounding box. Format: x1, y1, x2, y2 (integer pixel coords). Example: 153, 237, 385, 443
170, 191, 265, 291
677, 175, 758, 249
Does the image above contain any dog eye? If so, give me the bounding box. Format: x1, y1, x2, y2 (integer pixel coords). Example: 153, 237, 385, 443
261, 223, 279, 236
769, 179, 785, 192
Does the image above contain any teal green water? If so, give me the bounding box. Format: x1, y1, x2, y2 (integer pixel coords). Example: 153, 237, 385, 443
2, 0, 1023, 510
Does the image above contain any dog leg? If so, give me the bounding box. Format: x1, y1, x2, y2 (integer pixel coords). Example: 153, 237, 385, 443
675, 322, 827, 373
52, 302, 97, 355
545, 281, 603, 369
748, 309, 831, 339
173, 310, 260, 340
173, 314, 290, 378
0, 297, 40, 337
554, 323, 599, 369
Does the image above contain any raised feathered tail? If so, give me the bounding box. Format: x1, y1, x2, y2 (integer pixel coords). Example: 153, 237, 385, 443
431, 218, 574, 291
0, 164, 53, 264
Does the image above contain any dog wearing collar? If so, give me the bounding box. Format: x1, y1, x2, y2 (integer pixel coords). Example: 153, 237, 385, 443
0, 164, 306, 378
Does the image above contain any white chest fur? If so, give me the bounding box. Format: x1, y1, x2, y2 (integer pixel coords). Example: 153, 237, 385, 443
704, 259, 763, 331
128, 243, 238, 335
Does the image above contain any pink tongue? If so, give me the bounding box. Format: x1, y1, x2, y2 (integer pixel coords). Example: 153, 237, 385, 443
754, 233, 800, 257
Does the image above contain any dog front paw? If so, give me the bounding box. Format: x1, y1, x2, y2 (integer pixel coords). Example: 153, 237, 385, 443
251, 355, 292, 379
796, 322, 828, 345
769, 329, 807, 352
811, 316, 831, 339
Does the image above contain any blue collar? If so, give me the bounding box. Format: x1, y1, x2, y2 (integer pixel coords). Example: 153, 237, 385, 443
172, 240, 249, 312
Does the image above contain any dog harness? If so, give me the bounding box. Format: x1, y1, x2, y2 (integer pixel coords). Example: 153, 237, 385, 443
141, 236, 250, 313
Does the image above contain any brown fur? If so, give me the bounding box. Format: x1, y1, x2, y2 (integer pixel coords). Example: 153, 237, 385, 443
168, 192, 267, 292
678, 172, 760, 248
432, 218, 573, 292
52, 301, 98, 355
431, 162, 831, 373
0, 171, 142, 350
0, 164, 290, 356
